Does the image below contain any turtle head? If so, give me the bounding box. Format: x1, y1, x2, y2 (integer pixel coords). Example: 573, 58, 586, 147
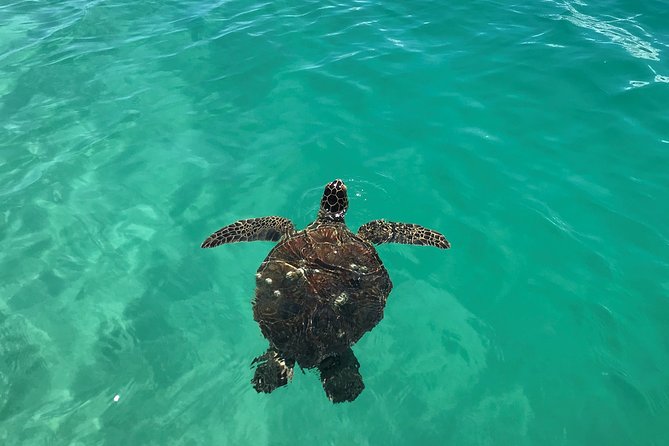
318, 179, 348, 221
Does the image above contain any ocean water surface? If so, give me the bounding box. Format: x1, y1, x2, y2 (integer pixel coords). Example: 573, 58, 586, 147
1, 0, 668, 444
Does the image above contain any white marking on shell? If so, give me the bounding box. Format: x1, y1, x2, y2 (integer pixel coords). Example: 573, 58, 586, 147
334, 292, 348, 306
286, 270, 297, 278
273, 290, 281, 297
256, 273, 262, 279
350, 263, 358, 269
265, 278, 273, 284
337, 329, 345, 338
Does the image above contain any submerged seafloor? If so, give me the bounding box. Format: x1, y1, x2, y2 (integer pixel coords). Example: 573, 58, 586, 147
1, 0, 668, 444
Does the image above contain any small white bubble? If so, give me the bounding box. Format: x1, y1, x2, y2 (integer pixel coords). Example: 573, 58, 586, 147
113, 394, 120, 402
265, 278, 273, 284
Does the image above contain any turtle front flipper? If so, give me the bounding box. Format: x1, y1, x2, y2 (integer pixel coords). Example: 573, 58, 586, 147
318, 348, 364, 403
358, 220, 450, 249
251, 349, 295, 393
201, 217, 295, 248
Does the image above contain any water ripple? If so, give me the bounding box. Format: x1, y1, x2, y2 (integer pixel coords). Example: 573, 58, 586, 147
557, 1, 661, 61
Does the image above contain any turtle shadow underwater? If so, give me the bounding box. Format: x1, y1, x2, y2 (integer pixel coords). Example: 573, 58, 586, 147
201, 179, 450, 403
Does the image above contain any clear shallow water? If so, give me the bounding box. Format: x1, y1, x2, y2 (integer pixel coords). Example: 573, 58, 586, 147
1, 0, 668, 444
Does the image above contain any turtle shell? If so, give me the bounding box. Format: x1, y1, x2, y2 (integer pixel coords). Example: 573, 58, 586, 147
252, 224, 393, 368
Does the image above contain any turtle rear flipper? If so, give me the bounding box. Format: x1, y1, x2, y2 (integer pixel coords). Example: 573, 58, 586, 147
251, 349, 295, 393
358, 220, 450, 249
318, 348, 364, 403
201, 217, 295, 248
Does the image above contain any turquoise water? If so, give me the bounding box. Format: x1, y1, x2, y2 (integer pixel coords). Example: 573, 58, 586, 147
1, 0, 668, 444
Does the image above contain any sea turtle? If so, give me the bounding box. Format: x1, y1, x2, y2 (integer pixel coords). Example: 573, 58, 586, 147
201, 179, 450, 402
